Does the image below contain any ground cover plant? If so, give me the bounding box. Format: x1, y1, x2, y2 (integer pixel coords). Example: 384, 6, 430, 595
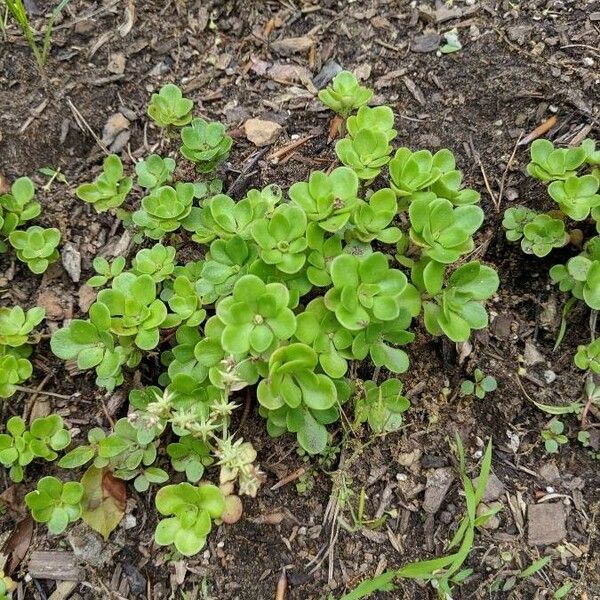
0, 72, 500, 576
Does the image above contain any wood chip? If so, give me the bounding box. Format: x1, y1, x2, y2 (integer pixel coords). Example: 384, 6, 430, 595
28, 551, 83, 581
402, 76, 426, 106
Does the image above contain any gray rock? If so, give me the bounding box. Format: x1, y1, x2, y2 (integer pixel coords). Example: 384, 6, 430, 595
473, 472, 505, 502
271, 36, 313, 56
423, 467, 453, 514
312, 60, 343, 89
539, 463, 560, 483
412, 33, 441, 53
527, 503, 566, 546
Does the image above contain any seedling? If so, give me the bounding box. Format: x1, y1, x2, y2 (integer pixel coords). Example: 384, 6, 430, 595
354, 378, 410, 433
25, 476, 84, 534
167, 436, 213, 483
76, 154, 133, 213
87, 255, 126, 288
135, 155, 176, 189
0, 415, 71, 482
460, 368, 498, 399
180, 118, 233, 173
318, 71, 373, 117
542, 419, 568, 453
154, 482, 225, 556
574, 338, 600, 373
147, 83, 194, 128
8, 225, 60, 273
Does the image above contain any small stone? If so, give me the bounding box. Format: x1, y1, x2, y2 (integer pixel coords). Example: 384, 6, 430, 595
61, 242, 81, 283
312, 60, 343, 89
36, 289, 65, 321
244, 118, 283, 147
412, 33, 441, 53
397, 448, 422, 469
477, 502, 502, 529
523, 340, 544, 366
109, 129, 130, 154
78, 285, 97, 313
271, 36, 313, 56
269, 63, 313, 84
543, 370, 557, 384
421, 455, 447, 469
473, 472, 505, 502
527, 503, 566, 546
101, 113, 130, 147
423, 467, 453, 514
107, 52, 126, 75
67, 523, 115, 567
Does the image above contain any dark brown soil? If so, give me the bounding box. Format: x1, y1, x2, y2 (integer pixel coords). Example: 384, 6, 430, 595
1, 1, 599, 599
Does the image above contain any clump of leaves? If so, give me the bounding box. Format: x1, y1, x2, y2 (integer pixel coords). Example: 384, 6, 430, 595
318, 70, 372, 117
542, 419, 568, 454
503, 137, 600, 374
25, 476, 84, 534
154, 482, 225, 556
0, 176, 41, 238
460, 368, 498, 399
41, 78, 501, 555
0, 415, 71, 482
76, 154, 133, 213
0, 306, 45, 398
9, 225, 61, 273
574, 338, 600, 373
354, 378, 410, 433
147, 83, 194, 128
180, 118, 233, 173
136, 155, 176, 190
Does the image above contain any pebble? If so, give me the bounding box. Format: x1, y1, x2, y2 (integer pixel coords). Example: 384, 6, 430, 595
473, 472, 505, 502
270, 36, 313, 56
312, 60, 343, 89
61, 242, 81, 282
101, 113, 130, 148
423, 467, 453, 514
523, 340, 545, 366
244, 118, 283, 146
412, 33, 441, 53
477, 502, 502, 529
527, 503, 566, 546
539, 462, 560, 483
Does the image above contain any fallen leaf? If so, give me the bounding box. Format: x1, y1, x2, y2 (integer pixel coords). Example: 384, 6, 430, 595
81, 466, 126, 541
1, 516, 33, 575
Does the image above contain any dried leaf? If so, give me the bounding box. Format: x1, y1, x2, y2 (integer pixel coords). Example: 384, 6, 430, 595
1, 517, 33, 575
81, 467, 126, 541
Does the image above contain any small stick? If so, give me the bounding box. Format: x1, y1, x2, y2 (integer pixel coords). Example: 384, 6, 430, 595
518, 115, 558, 147
267, 135, 316, 164
270, 467, 307, 491
478, 161, 498, 209
66, 97, 109, 154
13, 386, 73, 400
496, 132, 523, 213
275, 570, 287, 600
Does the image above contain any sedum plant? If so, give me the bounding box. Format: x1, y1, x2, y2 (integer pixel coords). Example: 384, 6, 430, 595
9, 225, 61, 273
503, 137, 600, 370
318, 70, 372, 117
76, 154, 133, 213
154, 482, 225, 555
25, 476, 84, 534
0, 415, 71, 482
353, 378, 410, 433
39, 77, 500, 554
180, 118, 233, 173
147, 83, 194, 128
0, 305, 45, 397
0, 176, 41, 237
136, 155, 176, 190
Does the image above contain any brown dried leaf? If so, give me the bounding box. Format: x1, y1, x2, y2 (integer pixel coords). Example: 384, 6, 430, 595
1, 517, 33, 575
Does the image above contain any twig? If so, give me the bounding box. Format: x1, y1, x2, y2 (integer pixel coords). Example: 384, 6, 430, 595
226, 147, 269, 197
478, 161, 498, 209
517, 115, 558, 147
267, 135, 316, 163
66, 97, 109, 154
275, 569, 287, 600
13, 386, 73, 399
496, 132, 523, 213
270, 467, 307, 491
